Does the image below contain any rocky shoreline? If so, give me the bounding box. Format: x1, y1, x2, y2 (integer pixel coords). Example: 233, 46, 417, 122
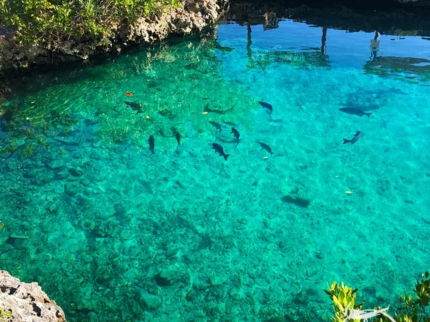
2, 0, 430, 73
0, 270, 66, 321
0, 0, 228, 71
0, 1, 429, 321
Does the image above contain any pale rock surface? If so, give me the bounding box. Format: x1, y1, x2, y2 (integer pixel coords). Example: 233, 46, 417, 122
0, 0, 229, 70
0, 270, 66, 322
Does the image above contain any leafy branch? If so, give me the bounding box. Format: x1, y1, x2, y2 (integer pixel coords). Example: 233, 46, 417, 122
0, 0, 181, 46
326, 272, 430, 322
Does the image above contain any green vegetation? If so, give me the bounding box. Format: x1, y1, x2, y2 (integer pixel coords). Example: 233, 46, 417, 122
0, 0, 180, 45
325, 282, 363, 322
395, 272, 430, 322
326, 271, 430, 322
0, 308, 12, 322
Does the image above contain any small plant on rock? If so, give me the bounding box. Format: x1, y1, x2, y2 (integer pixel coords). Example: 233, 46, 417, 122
324, 281, 363, 322
0, 308, 12, 322
394, 271, 430, 322
326, 271, 430, 322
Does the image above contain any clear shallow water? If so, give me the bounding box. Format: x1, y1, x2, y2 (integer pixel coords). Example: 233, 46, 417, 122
1, 19, 430, 321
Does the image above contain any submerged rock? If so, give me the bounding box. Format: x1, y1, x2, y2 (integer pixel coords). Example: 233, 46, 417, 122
68, 168, 83, 177
45, 160, 64, 171
0, 270, 66, 321
136, 288, 162, 310
55, 170, 70, 180
64, 182, 81, 196
209, 274, 227, 286
23, 169, 38, 178
0, 226, 10, 244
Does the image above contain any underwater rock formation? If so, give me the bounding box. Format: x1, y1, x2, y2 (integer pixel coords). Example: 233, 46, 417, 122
0, 270, 66, 321
0, 0, 229, 71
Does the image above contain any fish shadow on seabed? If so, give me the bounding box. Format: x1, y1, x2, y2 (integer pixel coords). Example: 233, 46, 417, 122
339, 107, 372, 118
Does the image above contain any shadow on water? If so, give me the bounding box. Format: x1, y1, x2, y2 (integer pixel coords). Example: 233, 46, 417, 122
364, 56, 430, 83
224, 1, 430, 85
227, 0, 430, 35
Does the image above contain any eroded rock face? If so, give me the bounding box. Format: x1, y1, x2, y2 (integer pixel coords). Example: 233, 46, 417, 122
0, 0, 229, 71
0, 270, 66, 322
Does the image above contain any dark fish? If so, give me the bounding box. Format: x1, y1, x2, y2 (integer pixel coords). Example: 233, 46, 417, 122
343, 131, 363, 144
231, 127, 240, 147
204, 103, 234, 115
174, 130, 181, 146
209, 121, 222, 133
212, 143, 230, 161
257, 141, 273, 154
148, 135, 155, 154
125, 101, 142, 113
258, 101, 273, 113
339, 108, 371, 118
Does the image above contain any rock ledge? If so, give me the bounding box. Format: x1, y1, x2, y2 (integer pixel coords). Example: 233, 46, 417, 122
0, 270, 66, 322
0, 0, 228, 71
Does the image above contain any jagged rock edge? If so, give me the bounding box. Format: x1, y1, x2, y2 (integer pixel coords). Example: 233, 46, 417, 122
0, 0, 229, 70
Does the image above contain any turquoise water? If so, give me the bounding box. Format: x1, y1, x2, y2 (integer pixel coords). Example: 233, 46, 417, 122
1, 19, 430, 321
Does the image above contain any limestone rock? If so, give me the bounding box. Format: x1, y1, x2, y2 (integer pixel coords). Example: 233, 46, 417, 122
0, 0, 228, 70
136, 288, 162, 310
0, 270, 66, 321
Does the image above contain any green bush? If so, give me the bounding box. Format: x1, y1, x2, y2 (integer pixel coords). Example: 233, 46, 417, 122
395, 271, 430, 322
324, 282, 362, 322
0, 0, 180, 45
326, 271, 430, 322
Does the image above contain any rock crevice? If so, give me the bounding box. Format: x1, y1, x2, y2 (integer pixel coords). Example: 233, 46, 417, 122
0, 0, 229, 71
0, 270, 66, 322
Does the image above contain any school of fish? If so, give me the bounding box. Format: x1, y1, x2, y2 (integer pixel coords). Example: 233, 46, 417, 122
126, 99, 369, 159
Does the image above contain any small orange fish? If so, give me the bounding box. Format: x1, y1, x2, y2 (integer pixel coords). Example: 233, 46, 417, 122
125, 92, 134, 97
